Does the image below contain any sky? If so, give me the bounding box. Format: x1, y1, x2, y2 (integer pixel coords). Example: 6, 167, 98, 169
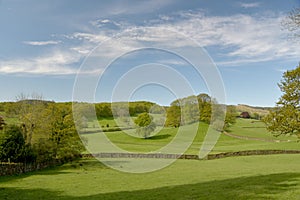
0, 0, 299, 106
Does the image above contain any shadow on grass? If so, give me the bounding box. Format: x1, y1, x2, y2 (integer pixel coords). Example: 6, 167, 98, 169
149, 134, 171, 140
0, 172, 299, 200
0, 159, 108, 183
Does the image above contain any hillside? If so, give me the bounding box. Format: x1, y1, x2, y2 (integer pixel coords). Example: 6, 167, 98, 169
235, 104, 271, 117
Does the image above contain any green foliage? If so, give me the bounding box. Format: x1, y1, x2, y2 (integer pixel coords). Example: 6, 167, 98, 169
95, 103, 113, 118
2, 97, 85, 162
165, 94, 212, 127
95, 101, 156, 119
252, 112, 261, 120
165, 104, 181, 127
0, 125, 36, 163
198, 101, 212, 124
181, 96, 200, 124
16, 95, 47, 144
134, 112, 156, 139
0, 116, 5, 130
38, 103, 84, 161
264, 64, 300, 137
224, 105, 237, 130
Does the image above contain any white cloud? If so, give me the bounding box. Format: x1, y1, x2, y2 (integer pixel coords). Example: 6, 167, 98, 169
67, 32, 109, 43
6, 9, 300, 76
23, 40, 61, 46
239, 2, 261, 8
154, 11, 300, 66
65, 11, 300, 68
0, 51, 81, 75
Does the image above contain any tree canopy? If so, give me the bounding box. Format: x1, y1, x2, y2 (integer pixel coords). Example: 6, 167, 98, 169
0, 97, 85, 163
134, 112, 156, 139
0, 125, 35, 163
264, 64, 300, 138
0, 116, 5, 130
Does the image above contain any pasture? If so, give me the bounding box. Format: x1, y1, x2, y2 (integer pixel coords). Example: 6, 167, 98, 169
82, 118, 299, 155
1, 118, 299, 199
0, 155, 300, 199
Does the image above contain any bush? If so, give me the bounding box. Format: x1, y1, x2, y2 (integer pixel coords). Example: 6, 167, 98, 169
0, 125, 36, 163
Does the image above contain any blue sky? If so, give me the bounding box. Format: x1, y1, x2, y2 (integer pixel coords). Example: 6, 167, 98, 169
0, 0, 299, 106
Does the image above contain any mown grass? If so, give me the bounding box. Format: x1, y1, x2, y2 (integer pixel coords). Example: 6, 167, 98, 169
0, 155, 300, 199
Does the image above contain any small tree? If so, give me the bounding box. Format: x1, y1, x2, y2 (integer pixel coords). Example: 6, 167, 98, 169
134, 112, 156, 139
224, 105, 237, 130
264, 64, 300, 138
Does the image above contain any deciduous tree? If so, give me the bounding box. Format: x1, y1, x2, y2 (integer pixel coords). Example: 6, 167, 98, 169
134, 112, 156, 139
0, 125, 35, 163
264, 64, 300, 138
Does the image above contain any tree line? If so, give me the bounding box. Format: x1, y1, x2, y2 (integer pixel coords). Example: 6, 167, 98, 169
165, 93, 236, 130
0, 98, 84, 163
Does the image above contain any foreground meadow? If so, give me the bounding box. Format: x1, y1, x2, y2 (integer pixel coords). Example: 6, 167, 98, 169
0, 155, 300, 200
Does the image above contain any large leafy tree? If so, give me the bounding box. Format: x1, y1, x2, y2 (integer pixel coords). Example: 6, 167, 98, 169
37, 103, 84, 160
134, 112, 156, 139
264, 64, 300, 138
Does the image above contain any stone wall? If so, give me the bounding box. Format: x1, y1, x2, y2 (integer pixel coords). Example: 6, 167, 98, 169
82, 150, 300, 160
2, 150, 300, 176
0, 160, 64, 176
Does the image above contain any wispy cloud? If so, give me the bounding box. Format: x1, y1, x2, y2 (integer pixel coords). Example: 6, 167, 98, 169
23, 40, 61, 46
0, 51, 81, 75
69, 10, 299, 67
155, 12, 299, 65
239, 2, 261, 8
4, 9, 299, 75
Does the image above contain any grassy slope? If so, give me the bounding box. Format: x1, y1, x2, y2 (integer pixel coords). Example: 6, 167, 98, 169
227, 118, 297, 140
0, 155, 300, 199
235, 104, 270, 116
84, 118, 299, 155
211, 118, 299, 154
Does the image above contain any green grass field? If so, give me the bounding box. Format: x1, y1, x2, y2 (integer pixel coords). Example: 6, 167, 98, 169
227, 118, 297, 141
211, 119, 299, 154
0, 155, 300, 199
82, 118, 299, 155
1, 118, 299, 199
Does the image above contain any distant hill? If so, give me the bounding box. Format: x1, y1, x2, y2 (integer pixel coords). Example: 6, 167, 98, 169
235, 104, 271, 117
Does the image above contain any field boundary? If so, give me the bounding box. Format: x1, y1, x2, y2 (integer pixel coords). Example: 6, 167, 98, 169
2, 150, 300, 176
0, 158, 74, 176
81, 150, 300, 160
